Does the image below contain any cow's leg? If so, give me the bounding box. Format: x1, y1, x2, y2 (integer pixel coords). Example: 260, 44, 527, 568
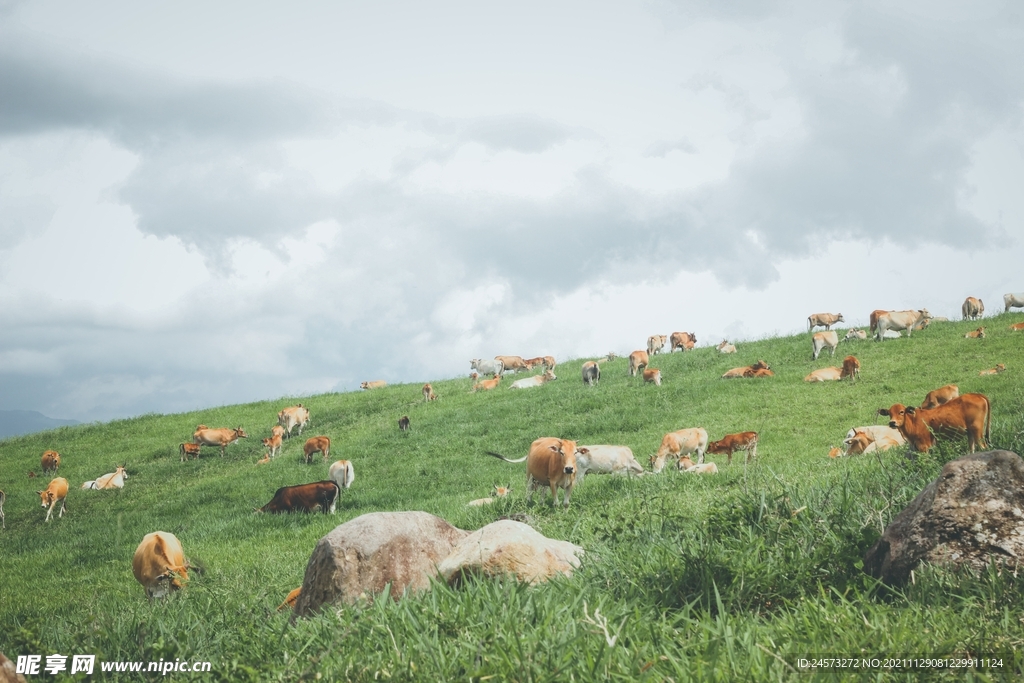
59, 498, 66, 518
45, 500, 55, 522
563, 484, 574, 508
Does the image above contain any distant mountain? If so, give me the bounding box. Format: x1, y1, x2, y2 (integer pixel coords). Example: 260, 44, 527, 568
0, 410, 80, 439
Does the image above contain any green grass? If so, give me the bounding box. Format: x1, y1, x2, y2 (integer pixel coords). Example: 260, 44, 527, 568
3, 315, 1024, 681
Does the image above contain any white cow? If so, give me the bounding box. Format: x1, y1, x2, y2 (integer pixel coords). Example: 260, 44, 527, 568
844, 328, 867, 341
875, 309, 930, 341
716, 340, 737, 354
812, 330, 839, 360
82, 466, 128, 490
509, 371, 556, 389
647, 335, 668, 355
328, 460, 355, 491
1004, 293, 1024, 313
843, 426, 906, 456
575, 445, 645, 484
470, 359, 505, 376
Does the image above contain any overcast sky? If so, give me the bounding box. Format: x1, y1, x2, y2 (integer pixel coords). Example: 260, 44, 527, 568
1, 0, 1023, 422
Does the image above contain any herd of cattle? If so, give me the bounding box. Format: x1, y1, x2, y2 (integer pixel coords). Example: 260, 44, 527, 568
5, 294, 1022, 599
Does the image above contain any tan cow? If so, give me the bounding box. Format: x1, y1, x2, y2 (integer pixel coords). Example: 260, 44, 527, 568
812, 330, 839, 360
965, 326, 986, 339
716, 340, 737, 354
193, 426, 248, 456
962, 297, 985, 320
262, 433, 283, 457
255, 453, 271, 465
486, 438, 584, 508
807, 312, 844, 331
581, 361, 601, 386
843, 425, 906, 450
179, 442, 201, 461
494, 356, 530, 374
271, 424, 287, 440
277, 405, 310, 437
38, 477, 69, 522
574, 446, 644, 483
979, 364, 1006, 376
628, 350, 649, 377
804, 367, 842, 382
524, 356, 557, 372
722, 360, 772, 378
705, 432, 758, 465
670, 332, 696, 352
875, 309, 930, 341
423, 383, 438, 401
677, 457, 719, 474
844, 328, 867, 341
303, 436, 331, 464
843, 429, 903, 455
880, 394, 991, 453
1010, 322, 1024, 331
360, 380, 387, 390
828, 446, 843, 459
467, 485, 512, 507
650, 428, 708, 472
132, 531, 189, 599
642, 368, 662, 386
647, 335, 668, 355
473, 374, 501, 392
921, 384, 959, 409
41, 450, 60, 474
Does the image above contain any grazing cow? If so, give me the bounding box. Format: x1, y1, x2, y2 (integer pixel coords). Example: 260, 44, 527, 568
41, 450, 60, 474
879, 393, 991, 453
921, 384, 959, 408
722, 360, 772, 378
807, 312, 844, 332
193, 426, 249, 456
648, 335, 668, 355
179, 442, 201, 461
875, 309, 930, 341
1010, 322, 1024, 332
804, 367, 842, 382
261, 433, 283, 458
716, 340, 737, 354
844, 328, 867, 341
399, 415, 410, 431
470, 359, 504, 376
677, 457, 719, 474
277, 405, 310, 437
581, 361, 601, 386
257, 481, 341, 514
423, 383, 438, 401
670, 332, 697, 352
965, 327, 986, 339
0, 489, 4, 529
1004, 293, 1024, 313
510, 370, 556, 389
360, 380, 387, 390
642, 368, 662, 386
303, 436, 331, 464
574, 445, 644, 484
842, 355, 860, 380
979, 364, 1006, 376
467, 485, 512, 507
495, 356, 530, 374
473, 374, 502, 392
83, 465, 128, 490
628, 350, 649, 377
328, 459, 355, 491
650, 428, 709, 472
132, 531, 189, 599
38, 477, 69, 522
278, 587, 302, 611
962, 297, 985, 320
812, 330, 839, 360
843, 429, 903, 456
486, 438, 583, 508
706, 432, 758, 465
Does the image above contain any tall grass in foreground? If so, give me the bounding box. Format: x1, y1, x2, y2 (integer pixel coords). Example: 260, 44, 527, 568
3, 315, 1024, 680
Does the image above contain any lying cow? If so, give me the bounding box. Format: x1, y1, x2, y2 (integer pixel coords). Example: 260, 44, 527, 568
965, 327, 985, 339
716, 340, 737, 354
328, 459, 355, 491
642, 368, 662, 386
807, 312, 844, 332
843, 425, 906, 451
38, 477, 69, 522
470, 358, 504, 376
843, 429, 904, 455
257, 481, 341, 514
650, 428, 708, 472
875, 309, 930, 341
1004, 293, 1024, 313
962, 297, 984, 320
844, 328, 867, 341
473, 374, 502, 391
648, 335, 668, 355
705, 431, 758, 465
278, 405, 310, 437
677, 456, 719, 474
1010, 322, 1024, 332
509, 370, 556, 389
278, 587, 302, 611
581, 361, 601, 386
628, 350, 649, 377
979, 364, 1006, 376
486, 438, 583, 508
921, 384, 959, 409
41, 450, 61, 474
194, 426, 248, 456
360, 380, 387, 390
82, 465, 128, 490
722, 360, 772, 378
467, 485, 512, 507
575, 445, 644, 484
132, 531, 189, 599
812, 330, 839, 360
880, 393, 991, 453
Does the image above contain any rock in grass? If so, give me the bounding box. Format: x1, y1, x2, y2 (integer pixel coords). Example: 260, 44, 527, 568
438, 519, 584, 586
294, 511, 467, 617
864, 450, 1024, 585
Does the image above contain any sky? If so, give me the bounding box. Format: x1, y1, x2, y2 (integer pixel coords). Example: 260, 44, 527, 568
1, 0, 1023, 422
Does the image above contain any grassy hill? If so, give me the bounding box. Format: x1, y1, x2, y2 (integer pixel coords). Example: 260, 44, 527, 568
3, 315, 1024, 681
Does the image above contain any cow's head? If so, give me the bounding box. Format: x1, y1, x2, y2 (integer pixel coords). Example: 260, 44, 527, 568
677, 455, 695, 470
156, 564, 189, 592
38, 490, 51, 506
880, 404, 911, 430
843, 430, 871, 455
555, 440, 578, 475
493, 485, 511, 498
234, 427, 249, 438
753, 360, 771, 371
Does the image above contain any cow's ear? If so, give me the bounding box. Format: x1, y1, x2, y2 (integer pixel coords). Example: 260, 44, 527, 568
906, 407, 916, 415
877, 408, 890, 416
36, 490, 42, 495
578, 448, 589, 454
549, 445, 560, 452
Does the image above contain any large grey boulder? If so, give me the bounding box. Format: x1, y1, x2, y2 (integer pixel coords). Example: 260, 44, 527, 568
864, 450, 1024, 585
437, 519, 584, 586
294, 511, 467, 617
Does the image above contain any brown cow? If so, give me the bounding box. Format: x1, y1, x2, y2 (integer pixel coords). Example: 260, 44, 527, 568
880, 393, 991, 453
41, 450, 60, 474
722, 360, 771, 379
962, 297, 984, 320
965, 326, 985, 339
277, 405, 310, 437
979, 364, 1006, 376
705, 432, 758, 465
642, 368, 662, 386
807, 312, 844, 331
132, 531, 189, 599
669, 332, 696, 352
179, 442, 201, 461
423, 383, 438, 401
921, 384, 959, 409
494, 356, 530, 374
473, 374, 501, 392
278, 587, 302, 611
841, 355, 860, 380
1010, 322, 1024, 332
38, 477, 69, 522
257, 481, 340, 514
486, 438, 584, 508
303, 436, 331, 464
399, 415, 411, 431
524, 356, 557, 372
628, 350, 649, 377
193, 427, 248, 456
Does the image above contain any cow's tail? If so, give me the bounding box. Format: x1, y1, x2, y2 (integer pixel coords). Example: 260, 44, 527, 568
807, 317, 812, 332
486, 451, 528, 463
985, 395, 992, 445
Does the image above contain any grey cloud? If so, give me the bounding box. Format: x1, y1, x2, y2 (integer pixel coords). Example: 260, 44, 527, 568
0, 194, 55, 244
643, 139, 697, 157
461, 114, 575, 153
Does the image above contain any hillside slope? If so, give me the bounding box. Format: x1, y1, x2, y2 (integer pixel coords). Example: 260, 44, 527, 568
2, 315, 1024, 680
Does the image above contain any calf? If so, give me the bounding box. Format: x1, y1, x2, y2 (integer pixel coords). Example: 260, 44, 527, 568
261, 433, 283, 457
979, 364, 1006, 376
628, 350, 649, 377
1010, 322, 1024, 332
423, 383, 438, 401
41, 450, 60, 474
843, 429, 903, 455
650, 428, 708, 472
399, 415, 411, 431
38, 477, 69, 522
921, 384, 959, 409
706, 432, 758, 465
812, 330, 839, 360
473, 374, 502, 391
841, 355, 860, 380
880, 393, 991, 453
642, 368, 662, 385
575, 445, 644, 484
257, 481, 341, 514
677, 457, 719, 474
828, 446, 843, 459
328, 460, 355, 491
844, 328, 867, 341
965, 326, 985, 339
179, 442, 201, 461
132, 531, 189, 599
716, 340, 737, 354
467, 485, 512, 507
581, 361, 601, 386
648, 335, 668, 355
0, 489, 5, 529
524, 356, 557, 372
303, 436, 331, 464
807, 312, 844, 332
278, 587, 302, 611
722, 360, 772, 378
